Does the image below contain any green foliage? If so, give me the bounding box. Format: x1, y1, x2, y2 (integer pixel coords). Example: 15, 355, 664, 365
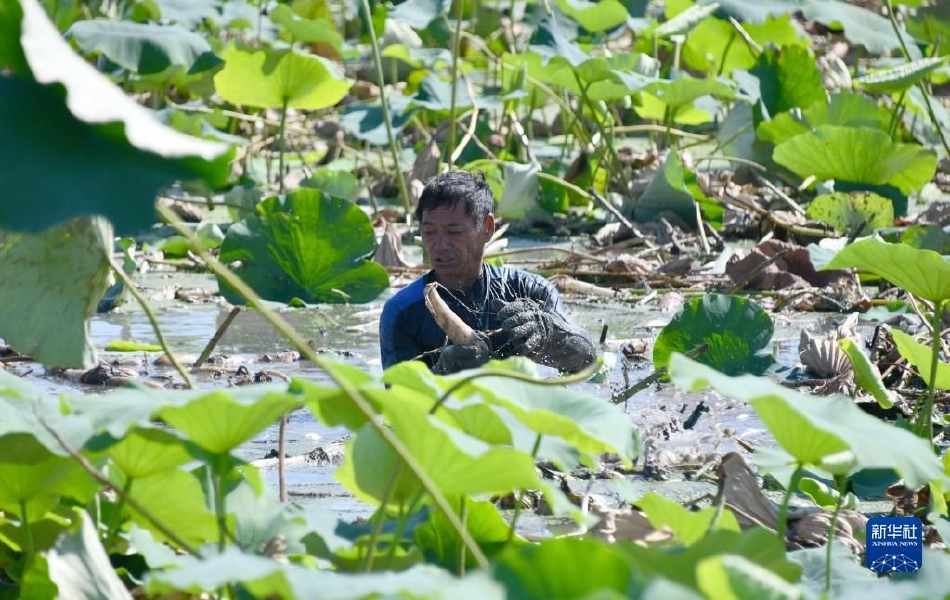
890, 330, 950, 390
653, 294, 775, 376
818, 237, 950, 303
66, 20, 222, 75
854, 56, 949, 94
214, 45, 350, 110
636, 75, 736, 125
637, 491, 740, 545
634, 152, 725, 229
683, 15, 808, 75
756, 92, 891, 147
773, 126, 937, 195
805, 192, 894, 236
1, 0, 232, 235
0, 217, 112, 368
217, 189, 390, 304
839, 338, 895, 409
751, 45, 826, 119
270, 4, 343, 54
670, 354, 944, 485
104, 340, 162, 352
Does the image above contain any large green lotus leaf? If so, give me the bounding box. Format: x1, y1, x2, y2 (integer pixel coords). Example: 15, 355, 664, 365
890, 330, 950, 390
102, 428, 193, 479
416, 498, 518, 572
412, 73, 475, 110
637, 491, 740, 546
800, 0, 921, 57
0, 433, 88, 514
337, 402, 539, 509
492, 538, 636, 599
388, 0, 450, 29
217, 189, 389, 305
633, 151, 725, 229
817, 237, 950, 303
214, 45, 350, 110
901, 225, 950, 254
47, 513, 133, 600
805, 192, 894, 236
697, 555, 803, 600
270, 5, 343, 54
294, 359, 378, 431
774, 126, 937, 195
2, 0, 231, 235
653, 294, 774, 376
670, 354, 944, 486
495, 162, 546, 222
750, 45, 825, 118
854, 56, 948, 94
624, 528, 800, 589
757, 92, 891, 146
145, 550, 505, 598
383, 360, 641, 466
0, 217, 111, 368
683, 15, 808, 75
157, 387, 302, 455
301, 168, 359, 201
639, 75, 736, 114
339, 96, 416, 145
66, 20, 221, 76
553, 0, 629, 32
126, 468, 218, 546
529, 14, 589, 68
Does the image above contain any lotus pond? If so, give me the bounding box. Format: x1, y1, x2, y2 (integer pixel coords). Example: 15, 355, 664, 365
5, 0, 950, 597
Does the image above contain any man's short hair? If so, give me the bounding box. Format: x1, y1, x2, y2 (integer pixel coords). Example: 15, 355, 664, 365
415, 171, 494, 229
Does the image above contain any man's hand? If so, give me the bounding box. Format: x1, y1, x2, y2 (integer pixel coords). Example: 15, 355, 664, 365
433, 340, 490, 374
492, 299, 554, 357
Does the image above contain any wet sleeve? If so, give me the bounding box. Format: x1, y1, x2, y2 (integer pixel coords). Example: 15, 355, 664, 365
379, 303, 423, 370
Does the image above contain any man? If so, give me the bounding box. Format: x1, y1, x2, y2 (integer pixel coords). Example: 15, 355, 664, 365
379, 171, 596, 374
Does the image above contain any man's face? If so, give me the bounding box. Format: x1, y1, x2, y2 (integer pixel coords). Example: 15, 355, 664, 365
420, 203, 494, 290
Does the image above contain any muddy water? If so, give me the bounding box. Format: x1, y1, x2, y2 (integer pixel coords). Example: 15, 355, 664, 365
21, 269, 874, 527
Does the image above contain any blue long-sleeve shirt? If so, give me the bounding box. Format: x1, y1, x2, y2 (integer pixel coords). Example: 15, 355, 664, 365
379, 263, 567, 370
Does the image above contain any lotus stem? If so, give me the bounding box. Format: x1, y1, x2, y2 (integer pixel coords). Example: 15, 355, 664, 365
359, 0, 412, 218
918, 302, 943, 441
278, 413, 288, 502
364, 462, 404, 572
158, 205, 489, 568
277, 98, 288, 194
777, 463, 804, 542
105, 478, 134, 549
884, 0, 950, 156
19, 501, 33, 561
825, 476, 846, 594
507, 433, 543, 543
109, 258, 195, 389
445, 0, 465, 170
213, 473, 228, 553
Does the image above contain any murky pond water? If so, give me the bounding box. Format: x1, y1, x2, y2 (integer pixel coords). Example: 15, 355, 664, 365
16, 267, 888, 528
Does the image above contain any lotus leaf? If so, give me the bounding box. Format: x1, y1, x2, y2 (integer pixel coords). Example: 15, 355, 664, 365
655, 2, 720, 38
270, 4, 343, 54
653, 294, 774, 376
416, 498, 518, 571
799, 0, 921, 57
47, 513, 133, 600
670, 354, 944, 486
2, 0, 231, 235
637, 491, 740, 545
633, 152, 725, 229
750, 45, 825, 119
66, 20, 221, 76
146, 551, 505, 598
684, 15, 808, 75
528, 14, 588, 68
295, 360, 378, 431
890, 330, 950, 390
0, 217, 111, 368
553, 0, 629, 32
217, 189, 389, 304
636, 75, 736, 123
774, 126, 937, 196
854, 56, 948, 94
301, 168, 360, 201
697, 554, 803, 600
757, 92, 891, 147
157, 387, 301, 455
703, 0, 798, 22
805, 192, 893, 236
495, 162, 545, 222
818, 237, 950, 303
0, 434, 88, 515
839, 338, 895, 409
624, 528, 800, 589
214, 45, 350, 110
340, 96, 416, 145
126, 468, 218, 546
493, 538, 636, 599
902, 225, 950, 254
388, 0, 450, 30
101, 428, 192, 479
153, 0, 223, 28
337, 400, 539, 508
